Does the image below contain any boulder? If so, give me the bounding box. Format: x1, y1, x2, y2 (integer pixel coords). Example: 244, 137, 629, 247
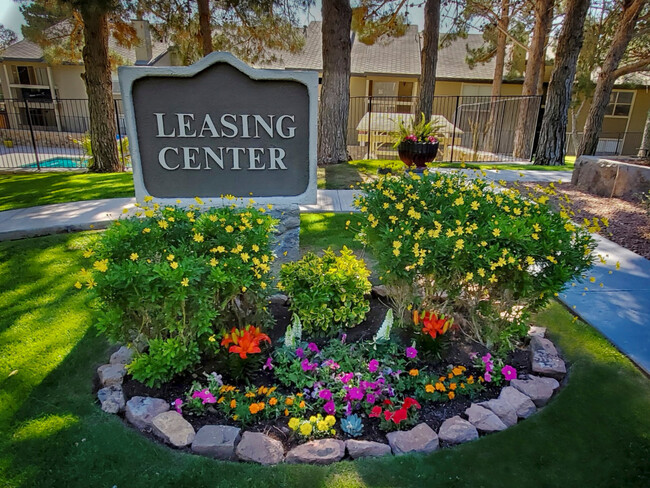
499, 386, 537, 419
465, 404, 507, 432
97, 363, 126, 387
438, 416, 479, 444
386, 423, 439, 455
125, 396, 170, 431
571, 156, 650, 199
97, 385, 125, 414
530, 336, 566, 379
235, 432, 284, 465
511, 375, 560, 407
110, 346, 134, 365
151, 411, 195, 448
285, 439, 346, 465
268, 294, 288, 305
345, 440, 392, 459
527, 326, 547, 338
191, 425, 241, 460
371, 285, 389, 298
478, 398, 518, 427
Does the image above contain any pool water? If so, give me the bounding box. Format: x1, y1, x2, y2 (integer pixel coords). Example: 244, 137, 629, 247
23, 157, 88, 169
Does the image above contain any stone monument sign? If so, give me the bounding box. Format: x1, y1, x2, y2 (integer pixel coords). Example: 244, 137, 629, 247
119, 52, 317, 206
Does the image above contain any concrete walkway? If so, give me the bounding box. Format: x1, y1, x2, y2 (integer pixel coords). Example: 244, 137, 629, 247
1, 165, 647, 374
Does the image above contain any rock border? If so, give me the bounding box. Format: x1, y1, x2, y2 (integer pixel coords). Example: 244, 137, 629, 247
96, 327, 567, 465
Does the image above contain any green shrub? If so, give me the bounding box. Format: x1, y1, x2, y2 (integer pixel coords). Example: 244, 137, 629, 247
355, 171, 597, 349
79, 200, 276, 386
278, 247, 371, 336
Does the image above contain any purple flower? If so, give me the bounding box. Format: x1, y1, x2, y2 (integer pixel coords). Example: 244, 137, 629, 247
481, 353, 492, 364
172, 398, 183, 414
295, 347, 305, 358
308, 342, 319, 354
406, 346, 418, 359
301, 358, 317, 372
341, 333, 347, 344
340, 372, 354, 384
192, 388, 216, 404
484, 372, 492, 382
366, 393, 376, 404
345, 401, 352, 416
348, 387, 364, 401
368, 359, 379, 373
318, 389, 332, 401
323, 400, 336, 415
484, 361, 494, 373
263, 357, 273, 370
469, 352, 478, 360
501, 365, 517, 381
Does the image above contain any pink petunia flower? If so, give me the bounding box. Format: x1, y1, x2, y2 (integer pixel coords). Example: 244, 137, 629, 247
501, 365, 517, 381
484, 372, 492, 382
263, 357, 274, 370
340, 372, 354, 384
318, 389, 332, 401
172, 398, 183, 414
406, 346, 418, 359
323, 400, 336, 415
481, 353, 492, 364
308, 342, 319, 354
368, 359, 379, 373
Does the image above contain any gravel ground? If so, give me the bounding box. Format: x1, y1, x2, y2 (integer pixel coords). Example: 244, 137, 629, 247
514, 182, 650, 259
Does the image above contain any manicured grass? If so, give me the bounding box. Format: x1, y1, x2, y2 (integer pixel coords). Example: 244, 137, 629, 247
300, 213, 362, 252
317, 158, 576, 189
0, 172, 134, 211
1, 224, 648, 487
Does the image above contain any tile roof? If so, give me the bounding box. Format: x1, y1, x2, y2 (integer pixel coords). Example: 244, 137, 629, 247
261, 23, 500, 81
0, 21, 169, 66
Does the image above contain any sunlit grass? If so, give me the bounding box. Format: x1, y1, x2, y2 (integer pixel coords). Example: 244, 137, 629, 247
0, 173, 134, 211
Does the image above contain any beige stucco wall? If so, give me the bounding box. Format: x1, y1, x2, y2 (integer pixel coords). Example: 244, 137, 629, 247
51, 65, 86, 99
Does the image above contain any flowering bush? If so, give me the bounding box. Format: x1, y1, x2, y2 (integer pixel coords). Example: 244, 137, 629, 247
355, 171, 597, 349
278, 247, 372, 336
80, 199, 276, 386
369, 397, 421, 431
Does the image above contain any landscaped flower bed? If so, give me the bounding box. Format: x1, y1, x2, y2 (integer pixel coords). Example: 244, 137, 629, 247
81, 172, 597, 464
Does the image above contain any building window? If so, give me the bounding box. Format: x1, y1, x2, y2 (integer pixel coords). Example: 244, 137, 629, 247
605, 91, 633, 117
10, 66, 49, 86
372, 82, 397, 97
461, 84, 493, 97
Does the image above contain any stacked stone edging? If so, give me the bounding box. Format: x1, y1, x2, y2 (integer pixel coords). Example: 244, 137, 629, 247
96, 327, 567, 465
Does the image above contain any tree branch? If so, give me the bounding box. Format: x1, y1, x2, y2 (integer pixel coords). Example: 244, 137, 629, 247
613, 57, 650, 77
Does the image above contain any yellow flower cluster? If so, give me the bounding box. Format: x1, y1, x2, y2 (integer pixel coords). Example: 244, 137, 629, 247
288, 414, 336, 437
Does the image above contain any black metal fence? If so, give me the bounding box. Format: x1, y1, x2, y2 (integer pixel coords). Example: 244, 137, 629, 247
0, 98, 128, 170
348, 95, 543, 162
0, 95, 641, 170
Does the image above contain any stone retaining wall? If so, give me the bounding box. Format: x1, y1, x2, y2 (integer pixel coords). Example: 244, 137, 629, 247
572, 155, 650, 199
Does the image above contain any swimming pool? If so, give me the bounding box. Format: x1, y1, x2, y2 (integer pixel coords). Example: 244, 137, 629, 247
22, 157, 88, 169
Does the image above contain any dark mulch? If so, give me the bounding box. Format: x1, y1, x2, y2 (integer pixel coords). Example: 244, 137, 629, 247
513, 181, 650, 259
115, 297, 535, 450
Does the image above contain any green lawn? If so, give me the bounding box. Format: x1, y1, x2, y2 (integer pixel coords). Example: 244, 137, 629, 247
1, 217, 648, 487
318, 158, 576, 189
0, 173, 134, 212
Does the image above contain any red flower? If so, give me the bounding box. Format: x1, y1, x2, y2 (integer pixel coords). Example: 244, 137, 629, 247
383, 399, 393, 405
384, 410, 393, 422
221, 325, 270, 359
391, 408, 408, 424
420, 311, 452, 339
403, 397, 421, 410
369, 406, 382, 418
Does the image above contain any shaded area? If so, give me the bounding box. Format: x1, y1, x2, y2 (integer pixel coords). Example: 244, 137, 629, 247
0, 228, 649, 487
0, 173, 134, 212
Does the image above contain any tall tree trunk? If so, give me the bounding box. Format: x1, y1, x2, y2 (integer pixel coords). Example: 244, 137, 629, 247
512, 0, 553, 159
535, 0, 590, 166
486, 0, 509, 153
197, 0, 213, 57
639, 110, 650, 157
80, 5, 120, 173
318, 0, 352, 165
577, 0, 644, 156
416, 0, 440, 123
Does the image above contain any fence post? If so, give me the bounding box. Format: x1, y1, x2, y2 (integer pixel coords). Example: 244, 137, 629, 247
450, 95, 460, 163
24, 98, 40, 170
114, 99, 125, 170
366, 96, 373, 159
